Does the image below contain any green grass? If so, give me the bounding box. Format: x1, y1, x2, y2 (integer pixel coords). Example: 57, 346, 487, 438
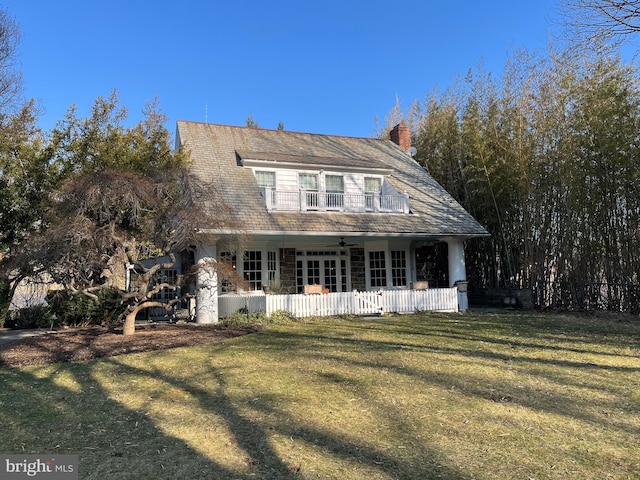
1, 310, 639, 479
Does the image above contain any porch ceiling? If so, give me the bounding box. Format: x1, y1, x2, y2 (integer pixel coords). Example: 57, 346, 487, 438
219, 232, 455, 246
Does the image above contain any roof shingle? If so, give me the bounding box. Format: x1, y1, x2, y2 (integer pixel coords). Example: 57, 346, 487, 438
177, 121, 488, 238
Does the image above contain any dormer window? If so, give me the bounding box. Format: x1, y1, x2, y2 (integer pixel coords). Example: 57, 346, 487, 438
299, 173, 319, 208
365, 177, 382, 210
298, 173, 318, 191
325, 175, 344, 209
256, 171, 275, 197
243, 151, 409, 214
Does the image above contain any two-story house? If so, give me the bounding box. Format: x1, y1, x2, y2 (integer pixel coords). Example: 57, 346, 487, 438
176, 120, 488, 323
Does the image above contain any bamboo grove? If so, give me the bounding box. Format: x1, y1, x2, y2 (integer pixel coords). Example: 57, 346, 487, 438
390, 48, 640, 312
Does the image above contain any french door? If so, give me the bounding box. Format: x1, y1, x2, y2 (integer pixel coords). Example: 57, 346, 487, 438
298, 255, 349, 292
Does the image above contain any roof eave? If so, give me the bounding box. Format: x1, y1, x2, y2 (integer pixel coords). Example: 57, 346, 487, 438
240, 158, 392, 175
195, 228, 490, 240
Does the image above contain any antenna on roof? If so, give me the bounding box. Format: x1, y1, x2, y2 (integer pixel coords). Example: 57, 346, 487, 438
205, 101, 208, 124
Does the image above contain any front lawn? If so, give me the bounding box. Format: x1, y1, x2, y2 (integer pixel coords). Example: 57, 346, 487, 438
1, 311, 639, 479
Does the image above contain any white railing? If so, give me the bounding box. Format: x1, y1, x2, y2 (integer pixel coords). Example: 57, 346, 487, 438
218, 288, 459, 319
264, 189, 410, 213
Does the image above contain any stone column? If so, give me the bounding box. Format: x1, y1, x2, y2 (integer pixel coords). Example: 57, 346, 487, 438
279, 248, 297, 292
195, 244, 219, 324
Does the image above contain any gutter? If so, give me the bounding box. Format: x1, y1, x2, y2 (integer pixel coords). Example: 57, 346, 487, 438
195, 229, 490, 240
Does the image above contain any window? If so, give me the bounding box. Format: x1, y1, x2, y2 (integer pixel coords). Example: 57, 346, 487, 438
299, 173, 318, 190
243, 251, 262, 290
364, 177, 382, 210
306, 259, 321, 286
267, 251, 277, 284
325, 175, 344, 209
325, 175, 344, 192
391, 250, 407, 287
369, 251, 387, 288
296, 260, 304, 293
340, 259, 348, 292
219, 252, 237, 293
299, 173, 319, 208
255, 171, 275, 198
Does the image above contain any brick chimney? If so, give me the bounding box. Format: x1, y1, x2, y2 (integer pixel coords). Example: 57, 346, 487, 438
390, 122, 411, 152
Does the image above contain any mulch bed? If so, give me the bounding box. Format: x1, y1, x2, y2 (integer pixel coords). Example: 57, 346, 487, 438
0, 323, 261, 368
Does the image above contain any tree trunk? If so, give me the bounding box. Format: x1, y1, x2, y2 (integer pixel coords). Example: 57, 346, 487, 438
123, 310, 137, 335
122, 300, 171, 335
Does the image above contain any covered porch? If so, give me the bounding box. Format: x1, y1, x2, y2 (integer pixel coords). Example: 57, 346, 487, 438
194, 234, 471, 323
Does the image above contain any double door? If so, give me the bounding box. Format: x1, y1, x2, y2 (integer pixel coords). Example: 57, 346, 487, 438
300, 256, 349, 293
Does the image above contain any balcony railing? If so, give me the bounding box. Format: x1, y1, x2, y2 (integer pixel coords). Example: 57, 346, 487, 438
263, 188, 410, 213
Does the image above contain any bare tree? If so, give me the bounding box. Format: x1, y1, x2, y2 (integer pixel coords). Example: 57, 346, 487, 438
559, 0, 640, 47
13, 166, 191, 334
0, 7, 22, 112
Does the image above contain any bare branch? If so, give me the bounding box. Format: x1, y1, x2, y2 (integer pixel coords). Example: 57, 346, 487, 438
559, 0, 640, 47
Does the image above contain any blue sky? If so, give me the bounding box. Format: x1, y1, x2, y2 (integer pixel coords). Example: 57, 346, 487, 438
5, 0, 557, 138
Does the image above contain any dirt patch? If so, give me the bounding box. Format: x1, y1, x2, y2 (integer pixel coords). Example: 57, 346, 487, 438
0, 323, 261, 368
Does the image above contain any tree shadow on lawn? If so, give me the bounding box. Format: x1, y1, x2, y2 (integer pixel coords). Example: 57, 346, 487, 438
335, 313, 640, 360
260, 327, 640, 439
266, 327, 640, 374
0, 364, 282, 479
100, 355, 467, 480
0, 324, 255, 368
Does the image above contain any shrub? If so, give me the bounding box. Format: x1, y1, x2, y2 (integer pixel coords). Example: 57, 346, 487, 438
0, 282, 10, 328
268, 309, 297, 323
222, 309, 296, 327
221, 310, 250, 326
5, 304, 58, 330
96, 288, 128, 324
223, 309, 267, 327
46, 289, 125, 327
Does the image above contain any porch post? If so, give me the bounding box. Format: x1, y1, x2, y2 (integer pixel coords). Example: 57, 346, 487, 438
447, 238, 469, 311
446, 239, 467, 286
195, 244, 219, 324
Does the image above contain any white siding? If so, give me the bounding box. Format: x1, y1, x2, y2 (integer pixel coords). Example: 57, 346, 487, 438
250, 168, 406, 213
276, 169, 298, 191
254, 167, 386, 197
381, 178, 400, 196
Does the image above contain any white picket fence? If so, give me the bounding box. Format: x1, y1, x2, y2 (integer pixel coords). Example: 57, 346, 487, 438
219, 288, 459, 319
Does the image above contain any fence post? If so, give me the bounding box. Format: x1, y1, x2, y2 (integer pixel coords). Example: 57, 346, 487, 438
456, 281, 468, 312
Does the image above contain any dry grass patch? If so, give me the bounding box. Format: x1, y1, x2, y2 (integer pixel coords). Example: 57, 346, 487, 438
1, 311, 639, 479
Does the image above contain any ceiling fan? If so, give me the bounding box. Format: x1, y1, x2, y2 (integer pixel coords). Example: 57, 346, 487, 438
327, 237, 357, 248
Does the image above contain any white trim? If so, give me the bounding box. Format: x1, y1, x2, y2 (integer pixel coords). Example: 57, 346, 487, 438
446, 239, 467, 287
195, 229, 484, 239
242, 158, 392, 175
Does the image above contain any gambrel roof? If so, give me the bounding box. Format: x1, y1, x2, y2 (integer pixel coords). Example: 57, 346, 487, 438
176, 121, 488, 239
